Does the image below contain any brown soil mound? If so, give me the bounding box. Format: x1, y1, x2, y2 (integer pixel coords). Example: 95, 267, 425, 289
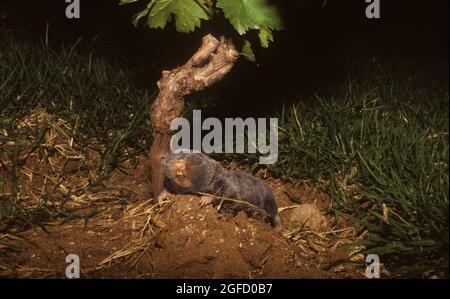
0, 108, 367, 278
0, 192, 363, 278
146, 195, 332, 278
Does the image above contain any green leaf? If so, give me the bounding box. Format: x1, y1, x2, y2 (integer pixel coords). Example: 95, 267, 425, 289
146, 0, 210, 33
258, 26, 273, 48
132, 1, 155, 27
241, 40, 256, 62
119, 0, 139, 5
217, 0, 282, 35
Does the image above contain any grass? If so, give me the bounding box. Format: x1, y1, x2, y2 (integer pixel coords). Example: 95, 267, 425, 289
0, 30, 448, 277
223, 60, 449, 277
0, 31, 154, 176
0, 30, 153, 229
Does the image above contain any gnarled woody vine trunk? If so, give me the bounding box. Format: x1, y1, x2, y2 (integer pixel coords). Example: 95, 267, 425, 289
150, 35, 239, 200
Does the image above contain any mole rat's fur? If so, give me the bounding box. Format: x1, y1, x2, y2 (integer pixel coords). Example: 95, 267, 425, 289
162, 152, 281, 230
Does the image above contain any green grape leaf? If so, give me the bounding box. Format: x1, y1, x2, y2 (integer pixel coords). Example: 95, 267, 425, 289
258, 26, 273, 48
132, 1, 154, 26
129, 0, 210, 33
216, 0, 282, 35
242, 40, 256, 62
122, 0, 282, 50
150, 0, 210, 33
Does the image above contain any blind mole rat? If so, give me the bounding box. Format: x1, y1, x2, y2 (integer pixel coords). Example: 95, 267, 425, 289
158, 152, 282, 231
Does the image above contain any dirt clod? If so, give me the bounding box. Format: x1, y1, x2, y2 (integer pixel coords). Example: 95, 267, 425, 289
290, 203, 328, 232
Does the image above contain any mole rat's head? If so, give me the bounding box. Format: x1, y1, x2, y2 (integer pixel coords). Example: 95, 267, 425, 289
167, 159, 193, 189
164, 153, 209, 193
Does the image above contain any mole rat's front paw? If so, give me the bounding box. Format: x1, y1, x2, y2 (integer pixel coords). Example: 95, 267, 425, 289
199, 195, 213, 207
157, 189, 172, 203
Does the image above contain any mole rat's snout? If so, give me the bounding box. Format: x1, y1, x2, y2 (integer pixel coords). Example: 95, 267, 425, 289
172, 160, 187, 176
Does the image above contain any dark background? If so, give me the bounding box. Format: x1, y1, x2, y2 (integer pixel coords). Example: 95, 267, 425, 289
1, 0, 448, 115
